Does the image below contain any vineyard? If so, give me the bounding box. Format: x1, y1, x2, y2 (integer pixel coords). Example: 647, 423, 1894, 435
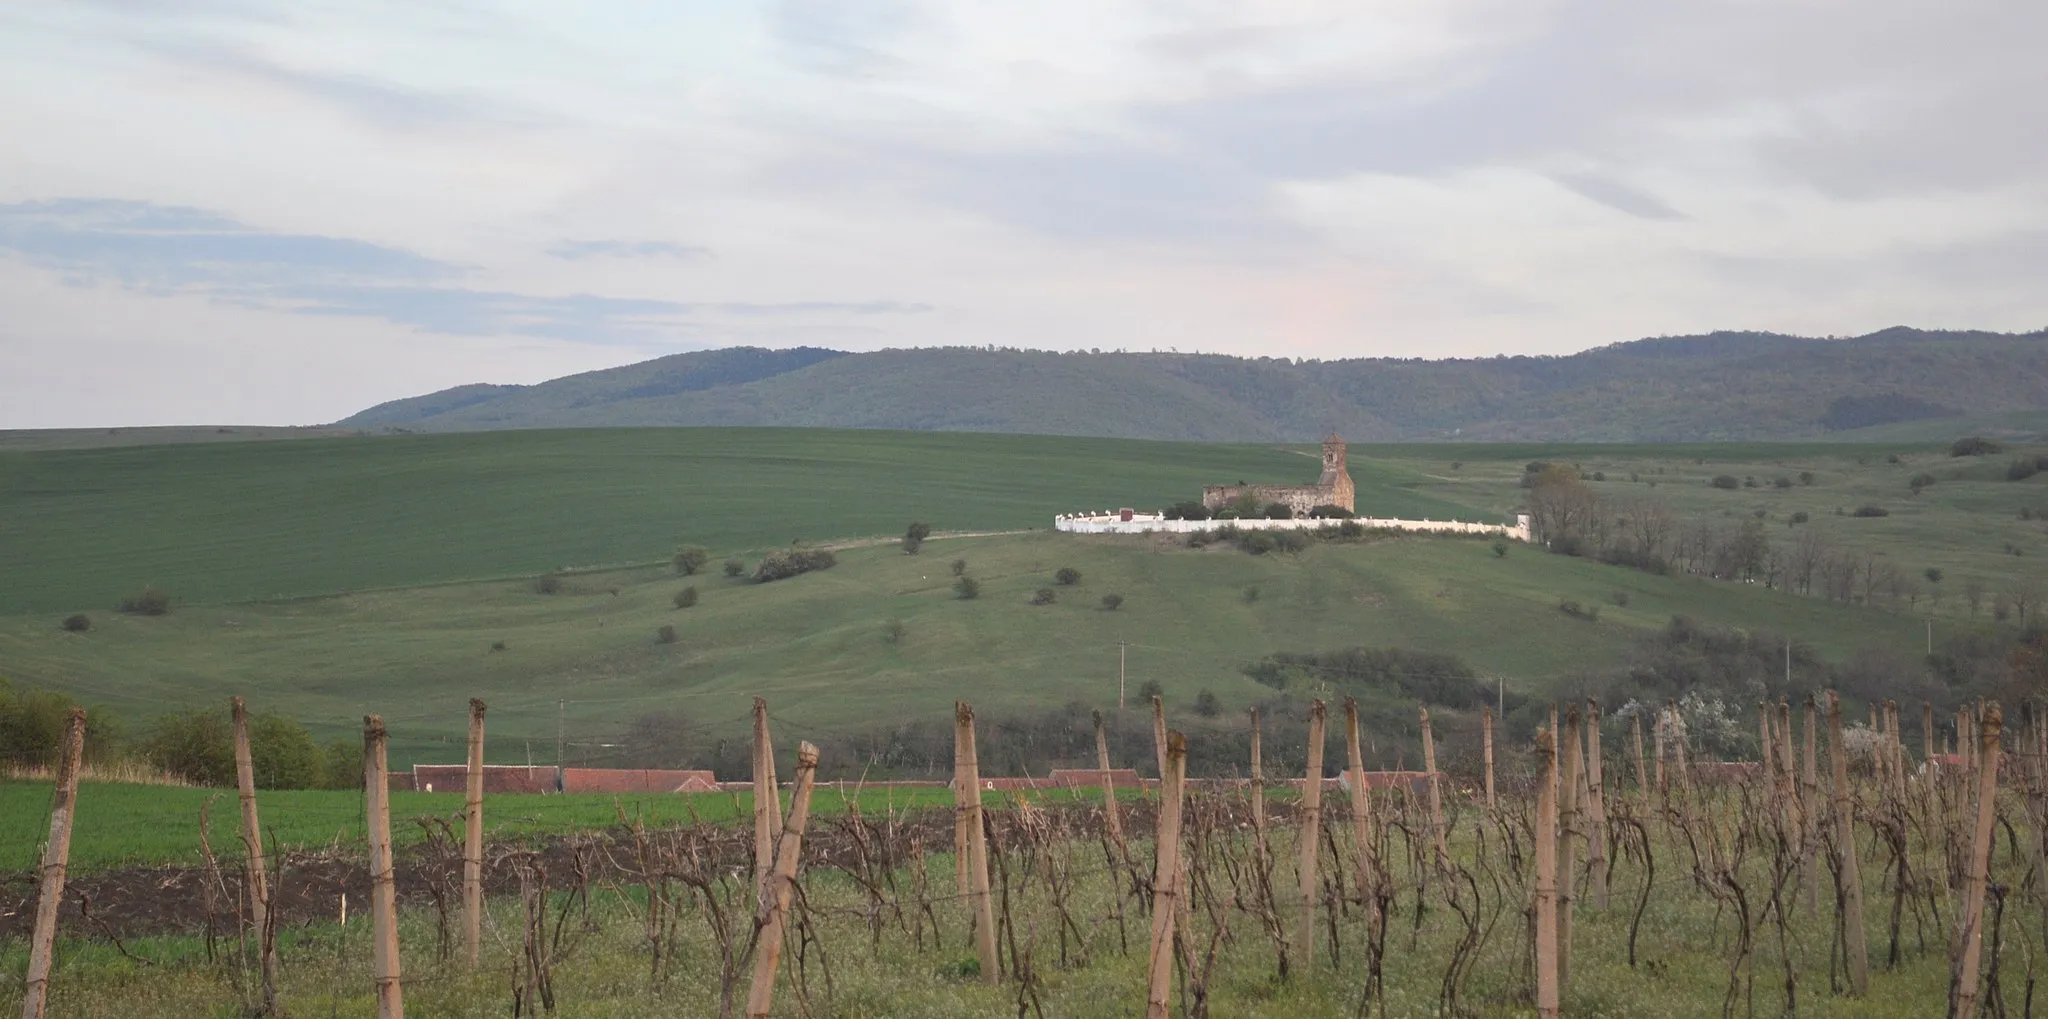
2, 691, 2039, 1019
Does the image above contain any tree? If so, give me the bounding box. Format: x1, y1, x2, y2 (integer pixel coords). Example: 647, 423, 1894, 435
1965, 576, 1986, 616
950, 558, 968, 577
672, 546, 709, 575
722, 558, 745, 578
60, 614, 90, 632
1952, 436, 2004, 457
656, 624, 679, 644
119, 586, 172, 616
1908, 472, 1937, 495
1527, 465, 1597, 548
954, 576, 981, 600
1194, 690, 1221, 717
754, 549, 837, 582
1137, 679, 1163, 701
902, 521, 932, 555
883, 618, 907, 643
673, 586, 698, 609
1728, 517, 1769, 581
1054, 567, 1081, 586
1031, 588, 1057, 605
1263, 502, 1294, 519
1101, 593, 1124, 611
1229, 492, 1262, 518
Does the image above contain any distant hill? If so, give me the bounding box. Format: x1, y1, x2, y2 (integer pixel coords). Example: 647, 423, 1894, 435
338, 327, 2048, 442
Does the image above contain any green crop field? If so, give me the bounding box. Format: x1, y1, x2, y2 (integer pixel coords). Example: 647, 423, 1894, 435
2, 427, 2043, 768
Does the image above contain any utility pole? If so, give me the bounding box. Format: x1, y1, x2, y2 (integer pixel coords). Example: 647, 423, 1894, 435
557, 699, 566, 769
1784, 640, 1791, 690
1118, 640, 1130, 710
1926, 616, 1933, 656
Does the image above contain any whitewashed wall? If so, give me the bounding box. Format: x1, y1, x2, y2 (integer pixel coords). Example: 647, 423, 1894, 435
1055, 511, 1532, 542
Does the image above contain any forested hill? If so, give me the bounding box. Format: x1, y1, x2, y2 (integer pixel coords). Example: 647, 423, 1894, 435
340, 327, 2048, 442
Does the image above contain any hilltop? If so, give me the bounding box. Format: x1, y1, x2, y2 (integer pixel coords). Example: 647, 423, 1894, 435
338, 327, 2048, 443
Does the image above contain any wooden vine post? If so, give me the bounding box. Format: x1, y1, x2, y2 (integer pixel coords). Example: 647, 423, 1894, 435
1826, 692, 1869, 996
1585, 699, 1609, 909
955, 702, 999, 984
463, 697, 486, 969
1295, 699, 1327, 968
1534, 725, 1560, 1019
1421, 705, 1450, 870
745, 740, 820, 1019
231, 697, 279, 1014
1482, 705, 1497, 810
1652, 703, 1668, 796
20, 707, 85, 1019
1249, 708, 1268, 864
364, 715, 404, 1019
1344, 699, 1379, 917
1803, 695, 1821, 909
1151, 694, 1168, 787
1952, 703, 2002, 1019
1923, 701, 1936, 766
1093, 709, 1123, 845
752, 697, 781, 896
1557, 705, 1582, 988
1144, 730, 1188, 1019
1631, 711, 1649, 811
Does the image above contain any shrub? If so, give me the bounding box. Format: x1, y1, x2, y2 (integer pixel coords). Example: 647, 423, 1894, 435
1743, 476, 1758, 488
673, 586, 698, 609
1925, 567, 1944, 584
1774, 476, 1794, 489
490, 640, 508, 652
672, 545, 709, 575
1593, 471, 1607, 482
1788, 511, 1810, 525
656, 624, 678, 644
754, 548, 837, 583
1137, 679, 1163, 702
1611, 590, 1631, 607
883, 618, 906, 643
1241, 531, 1279, 555
954, 576, 981, 600
533, 573, 563, 595
1710, 474, 1740, 490
1491, 540, 1509, 558
118, 586, 171, 616
60, 614, 90, 632
722, 558, 745, 578
1338, 519, 1365, 538
141, 710, 322, 788
1272, 530, 1312, 554
0, 685, 84, 768
1308, 504, 1353, 519
1194, 689, 1221, 717
1909, 472, 1938, 494
1031, 588, 1056, 606
1952, 436, 2005, 457
1184, 530, 1212, 549
1263, 502, 1294, 520
1242, 585, 1259, 604
902, 521, 931, 555
1798, 471, 1816, 485
1851, 505, 1891, 518
1243, 646, 1484, 707
950, 558, 968, 577
1557, 599, 1601, 621
1163, 501, 1212, 521
321, 739, 363, 790
2008, 457, 2044, 482
1054, 567, 1081, 586
1101, 593, 1124, 611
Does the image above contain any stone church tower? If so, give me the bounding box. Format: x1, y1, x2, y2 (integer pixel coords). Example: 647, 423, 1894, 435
1317, 432, 1355, 511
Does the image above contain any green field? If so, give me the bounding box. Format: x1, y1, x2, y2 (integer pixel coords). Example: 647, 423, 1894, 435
2, 427, 2044, 769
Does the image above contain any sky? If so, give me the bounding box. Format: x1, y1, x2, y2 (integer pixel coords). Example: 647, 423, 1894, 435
2, 1, 2044, 428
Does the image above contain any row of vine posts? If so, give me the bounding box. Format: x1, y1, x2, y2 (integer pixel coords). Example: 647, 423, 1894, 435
16, 687, 2044, 1018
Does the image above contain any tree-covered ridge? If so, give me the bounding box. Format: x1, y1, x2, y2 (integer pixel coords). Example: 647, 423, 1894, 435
339, 327, 2048, 442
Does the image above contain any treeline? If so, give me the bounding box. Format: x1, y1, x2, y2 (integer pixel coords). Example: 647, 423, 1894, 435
1524, 464, 2043, 621
0, 682, 359, 788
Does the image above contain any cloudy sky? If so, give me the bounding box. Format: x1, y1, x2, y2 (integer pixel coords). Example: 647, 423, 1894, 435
3, 1, 2043, 427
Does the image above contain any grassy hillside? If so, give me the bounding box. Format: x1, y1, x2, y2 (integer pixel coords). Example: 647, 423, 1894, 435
337, 327, 2048, 442
1, 530, 1928, 768
0, 428, 1485, 616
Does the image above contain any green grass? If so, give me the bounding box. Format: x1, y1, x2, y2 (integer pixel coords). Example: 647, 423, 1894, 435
0, 780, 1121, 873
0, 428, 1486, 616
0, 531, 1929, 767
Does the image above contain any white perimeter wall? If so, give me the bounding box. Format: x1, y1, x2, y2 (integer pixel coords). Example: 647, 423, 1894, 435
1055, 512, 1532, 542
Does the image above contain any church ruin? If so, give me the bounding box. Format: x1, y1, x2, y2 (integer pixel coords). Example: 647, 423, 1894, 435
1202, 432, 1356, 516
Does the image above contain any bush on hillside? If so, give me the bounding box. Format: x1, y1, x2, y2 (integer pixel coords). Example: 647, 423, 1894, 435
2008, 457, 2047, 481
1710, 474, 1741, 490
1030, 588, 1057, 606
722, 558, 745, 577
902, 521, 931, 555
60, 614, 91, 633
951, 558, 968, 577
532, 573, 563, 595
1263, 503, 1294, 520
1162, 501, 1212, 521
1308, 504, 1353, 519
1558, 599, 1601, 621
656, 624, 679, 644
673, 586, 698, 609
1101, 593, 1124, 611
1851, 505, 1891, 518
119, 586, 172, 616
1054, 567, 1081, 586
1243, 646, 1485, 709
321, 739, 363, 790
954, 575, 981, 600
754, 548, 837, 583
1137, 679, 1163, 702
1194, 689, 1221, 717
0, 685, 84, 768
1952, 436, 2005, 457
140, 710, 323, 788
1908, 472, 1938, 494
672, 545, 709, 575
1492, 539, 1509, 557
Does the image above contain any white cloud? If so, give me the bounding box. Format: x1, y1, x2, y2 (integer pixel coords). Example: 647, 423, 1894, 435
0, 0, 2042, 424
